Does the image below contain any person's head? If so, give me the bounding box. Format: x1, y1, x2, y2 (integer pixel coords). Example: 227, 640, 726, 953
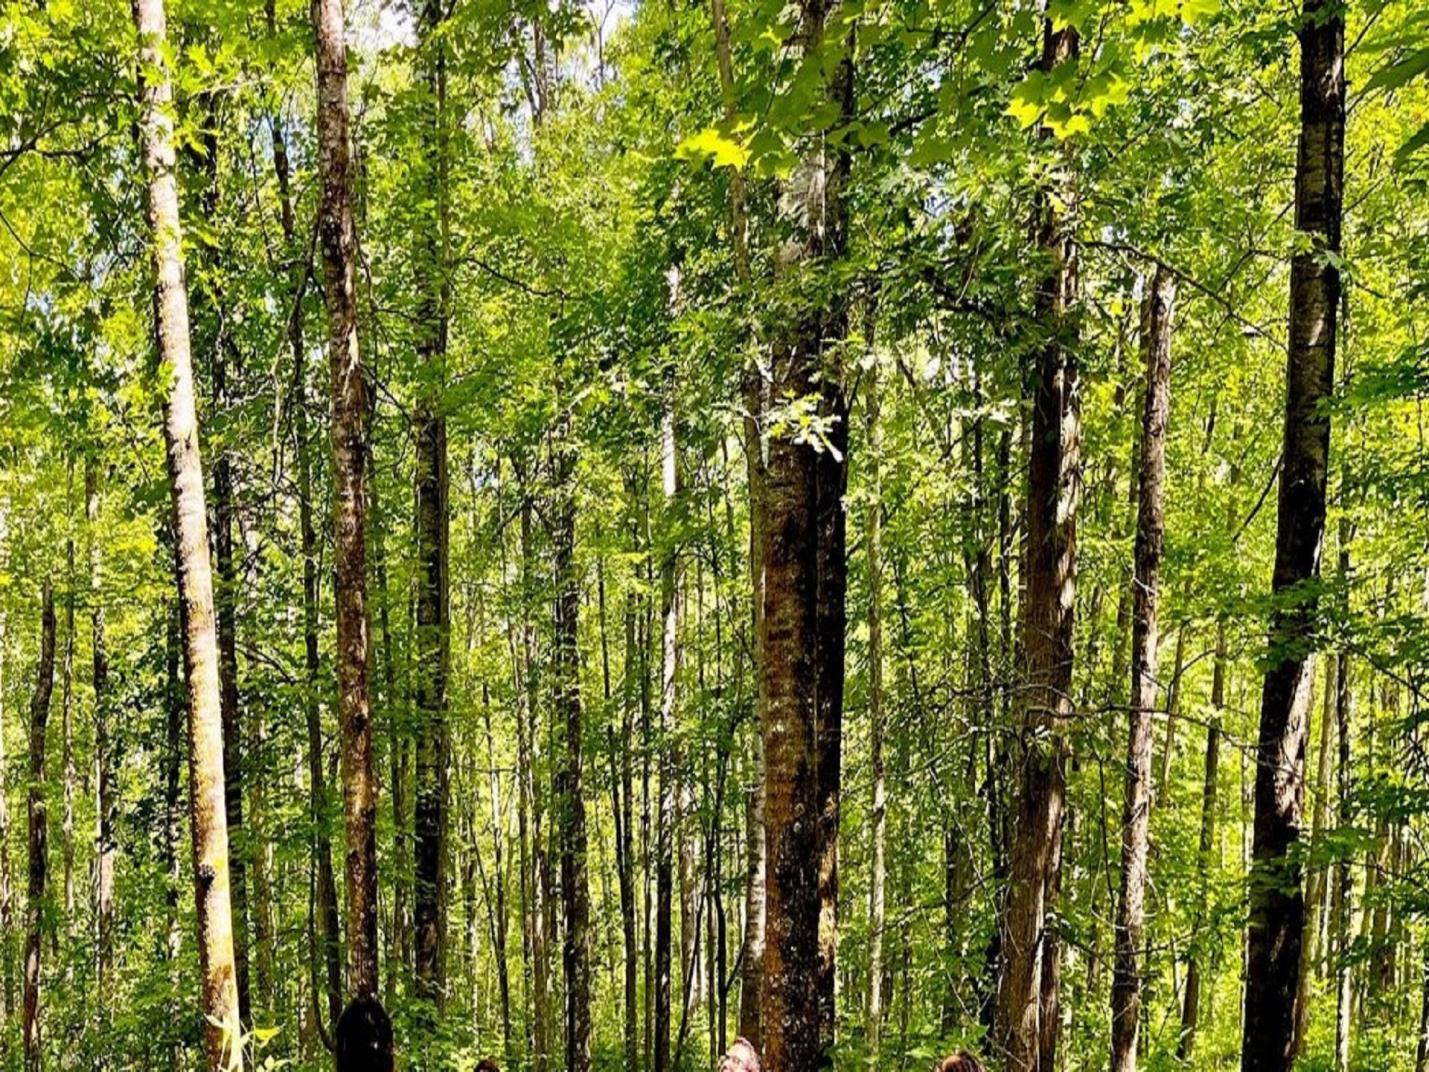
718, 1038, 761, 1072
475, 1061, 501, 1072
336, 996, 394, 1072
936, 1052, 986, 1072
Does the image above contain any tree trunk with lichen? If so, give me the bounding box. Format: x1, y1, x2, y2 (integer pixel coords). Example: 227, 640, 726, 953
132, 0, 244, 1062
312, 0, 381, 1004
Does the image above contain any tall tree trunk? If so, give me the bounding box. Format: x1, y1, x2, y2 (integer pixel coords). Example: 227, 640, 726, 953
22, 584, 55, 1072
482, 686, 514, 1061
270, 48, 344, 1033
994, 20, 1081, 1072
312, 0, 382, 1005
515, 476, 552, 1072
133, 0, 245, 1059
1293, 657, 1335, 1053
553, 412, 592, 1072
60, 483, 75, 959
0, 505, 11, 1041
1178, 615, 1227, 1060
1110, 267, 1175, 1072
758, 1, 852, 1067
864, 343, 887, 1056
201, 128, 253, 1025
616, 519, 639, 1072
164, 602, 184, 1071
412, 0, 451, 1014
710, 0, 766, 1036
655, 369, 680, 1072
266, 0, 341, 1023
86, 456, 116, 1015
1332, 525, 1353, 1072
1241, 3, 1343, 1068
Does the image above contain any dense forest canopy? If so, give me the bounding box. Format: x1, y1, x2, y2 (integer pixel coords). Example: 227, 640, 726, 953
0, 0, 1426, 1069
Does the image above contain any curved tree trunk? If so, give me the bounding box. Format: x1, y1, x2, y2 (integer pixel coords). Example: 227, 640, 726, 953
133, 0, 245, 1061
1241, 3, 1343, 1068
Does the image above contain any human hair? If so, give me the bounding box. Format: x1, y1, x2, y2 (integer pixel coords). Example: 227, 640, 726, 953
335, 996, 394, 1072
936, 1051, 986, 1072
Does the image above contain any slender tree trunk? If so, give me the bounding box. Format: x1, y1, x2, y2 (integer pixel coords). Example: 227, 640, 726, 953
1370, 668, 1398, 996
709, 0, 767, 1033
865, 344, 888, 1056
312, 0, 381, 1004
267, 0, 340, 1022
22, 584, 55, 1072
617, 494, 640, 1070
1179, 615, 1227, 1060
994, 20, 1081, 1072
1417, 937, 1429, 1072
553, 407, 592, 1072
1241, 4, 1343, 1068
60, 486, 75, 959
85, 456, 116, 1017
0, 505, 11, 1041
481, 686, 513, 1060
203, 142, 253, 1026
514, 475, 552, 1072
1110, 267, 1175, 1072
133, 0, 245, 1060
413, 0, 452, 1013
1333, 526, 1353, 1072
164, 602, 184, 1071
655, 368, 680, 1072
1293, 657, 1335, 1053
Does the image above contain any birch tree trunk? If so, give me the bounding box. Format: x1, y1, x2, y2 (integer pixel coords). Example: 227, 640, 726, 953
1241, 4, 1343, 1067
133, 0, 244, 1060
655, 365, 680, 1072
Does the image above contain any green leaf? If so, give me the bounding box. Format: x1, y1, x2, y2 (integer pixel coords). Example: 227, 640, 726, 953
1364, 48, 1429, 93
676, 128, 750, 170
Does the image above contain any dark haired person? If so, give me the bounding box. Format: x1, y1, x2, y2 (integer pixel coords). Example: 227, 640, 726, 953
935, 1051, 986, 1072
336, 997, 394, 1072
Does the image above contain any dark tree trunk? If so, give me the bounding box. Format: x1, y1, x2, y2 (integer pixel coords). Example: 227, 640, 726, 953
21, 584, 55, 1072
412, 0, 452, 1013
994, 19, 1081, 1072
1110, 267, 1176, 1072
553, 410, 592, 1072
757, 1, 852, 1068
1241, 3, 1343, 1068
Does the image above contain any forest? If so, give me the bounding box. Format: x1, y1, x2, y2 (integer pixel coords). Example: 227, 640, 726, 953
0, 0, 1425, 1068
